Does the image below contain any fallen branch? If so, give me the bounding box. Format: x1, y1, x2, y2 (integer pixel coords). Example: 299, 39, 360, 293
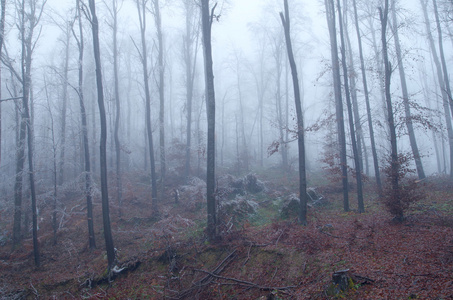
193, 269, 296, 291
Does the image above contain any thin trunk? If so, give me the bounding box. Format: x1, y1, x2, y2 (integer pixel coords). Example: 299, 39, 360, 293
380, 0, 401, 220
76, 0, 95, 249
337, 0, 364, 213
136, 0, 158, 212
433, 0, 453, 178
280, 0, 307, 225
58, 30, 70, 186
201, 0, 217, 242
89, 0, 115, 270
153, 0, 166, 181
325, 0, 349, 211
112, 0, 122, 216
0, 0, 5, 167
352, 0, 382, 195
390, 0, 425, 179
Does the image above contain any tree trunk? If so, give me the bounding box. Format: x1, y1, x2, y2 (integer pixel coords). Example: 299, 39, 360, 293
201, 0, 217, 242
380, 0, 401, 221
153, 0, 166, 182
0, 0, 5, 167
390, 0, 425, 180
433, 0, 453, 178
76, 0, 96, 249
280, 0, 307, 225
325, 0, 349, 211
136, 0, 158, 213
89, 0, 115, 270
337, 0, 364, 213
58, 29, 70, 186
112, 0, 122, 216
352, 0, 382, 195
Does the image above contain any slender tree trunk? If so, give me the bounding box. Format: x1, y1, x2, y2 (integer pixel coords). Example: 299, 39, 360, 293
352, 0, 382, 195
89, 0, 115, 270
111, 0, 122, 216
136, 0, 158, 213
76, 0, 96, 249
58, 30, 70, 186
201, 0, 217, 242
153, 0, 166, 182
390, 0, 425, 179
420, 0, 453, 177
337, 0, 364, 213
325, 0, 349, 211
0, 0, 5, 167
280, 0, 307, 225
433, 0, 453, 178
380, 0, 401, 221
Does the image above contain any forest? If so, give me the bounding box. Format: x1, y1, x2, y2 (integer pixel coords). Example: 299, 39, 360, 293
0, 0, 453, 298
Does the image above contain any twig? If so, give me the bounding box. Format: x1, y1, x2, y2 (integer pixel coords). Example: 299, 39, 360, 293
194, 269, 296, 291
243, 243, 253, 266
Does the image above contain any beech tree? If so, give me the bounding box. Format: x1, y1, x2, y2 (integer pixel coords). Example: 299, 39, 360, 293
88, 0, 115, 270
325, 0, 349, 211
135, 0, 158, 213
280, 0, 307, 224
75, 0, 96, 249
201, 0, 217, 242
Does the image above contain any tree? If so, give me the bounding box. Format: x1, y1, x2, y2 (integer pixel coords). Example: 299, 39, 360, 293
75, 0, 96, 249
182, 0, 200, 178
280, 0, 307, 225
0, 0, 6, 167
380, 0, 402, 221
325, 0, 349, 211
390, 0, 426, 180
352, 0, 383, 195
201, 0, 217, 242
151, 0, 166, 182
135, 0, 158, 213
419, 0, 453, 177
336, 0, 364, 213
88, 0, 115, 270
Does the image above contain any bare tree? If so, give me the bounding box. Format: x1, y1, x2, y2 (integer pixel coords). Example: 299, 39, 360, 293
135, 0, 158, 213
390, 0, 426, 180
325, 0, 349, 211
380, 0, 401, 221
88, 0, 115, 270
280, 0, 307, 225
336, 0, 364, 213
352, 0, 383, 195
0, 0, 5, 167
75, 0, 96, 249
201, 0, 217, 242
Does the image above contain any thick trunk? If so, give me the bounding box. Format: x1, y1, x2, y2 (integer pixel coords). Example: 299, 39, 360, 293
280, 0, 307, 225
89, 0, 115, 270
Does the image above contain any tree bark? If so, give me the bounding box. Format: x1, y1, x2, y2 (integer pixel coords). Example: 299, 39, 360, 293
89, 0, 115, 270
201, 0, 217, 242
136, 0, 158, 213
280, 0, 307, 225
337, 0, 364, 213
380, 0, 401, 221
76, 0, 96, 249
352, 0, 382, 195
390, 0, 425, 180
325, 0, 349, 211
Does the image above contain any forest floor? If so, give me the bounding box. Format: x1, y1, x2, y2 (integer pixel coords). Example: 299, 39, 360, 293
0, 170, 453, 299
